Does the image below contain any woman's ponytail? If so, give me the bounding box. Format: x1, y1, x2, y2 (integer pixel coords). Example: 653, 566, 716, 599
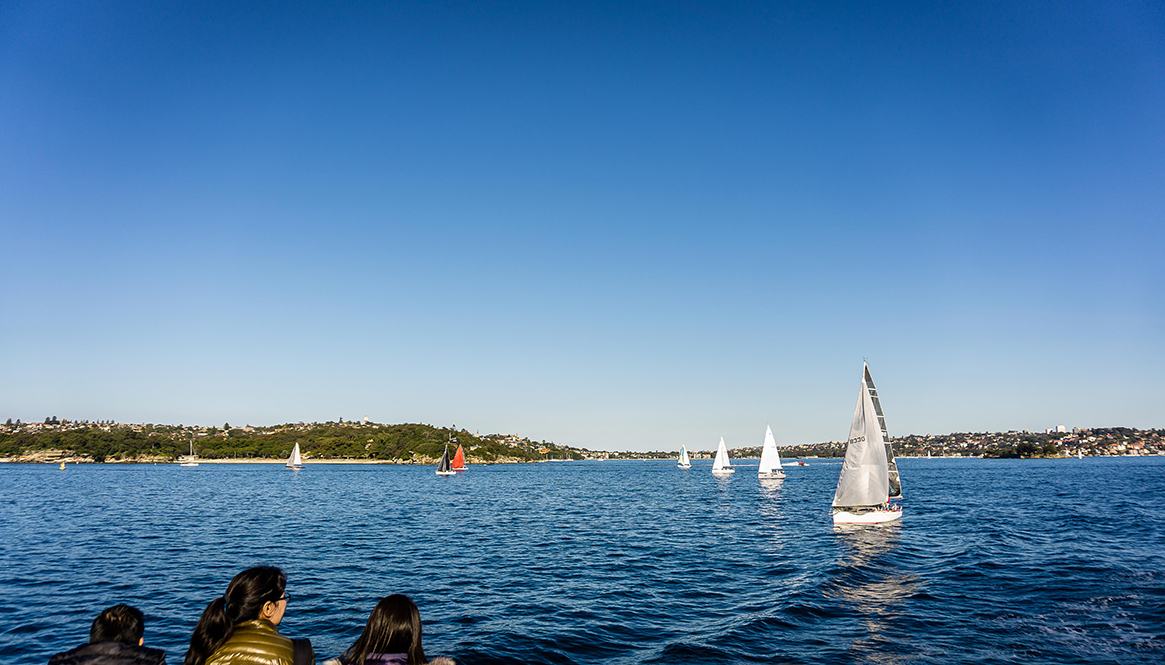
184, 597, 231, 665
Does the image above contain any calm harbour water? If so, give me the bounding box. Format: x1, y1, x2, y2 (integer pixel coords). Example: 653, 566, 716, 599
2, 457, 1163, 664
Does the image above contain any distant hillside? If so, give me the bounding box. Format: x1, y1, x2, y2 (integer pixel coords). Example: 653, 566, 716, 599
0, 419, 584, 464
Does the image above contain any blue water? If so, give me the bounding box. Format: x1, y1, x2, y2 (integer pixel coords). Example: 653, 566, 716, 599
2, 458, 1163, 664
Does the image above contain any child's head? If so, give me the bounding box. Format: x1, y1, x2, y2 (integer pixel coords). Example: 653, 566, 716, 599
345, 594, 426, 665
90, 604, 144, 645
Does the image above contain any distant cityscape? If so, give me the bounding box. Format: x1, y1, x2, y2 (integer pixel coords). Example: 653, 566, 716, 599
2, 416, 1161, 463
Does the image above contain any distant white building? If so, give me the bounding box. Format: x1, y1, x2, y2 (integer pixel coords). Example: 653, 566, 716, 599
363, 416, 370, 424
1056, 425, 1067, 433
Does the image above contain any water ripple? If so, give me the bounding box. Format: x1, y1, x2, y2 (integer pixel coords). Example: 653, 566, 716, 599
1, 457, 1163, 663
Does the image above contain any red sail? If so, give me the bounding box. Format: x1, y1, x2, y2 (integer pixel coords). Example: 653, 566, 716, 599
451, 444, 467, 470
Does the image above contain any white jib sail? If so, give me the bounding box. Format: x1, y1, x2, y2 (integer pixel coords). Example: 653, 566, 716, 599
678, 446, 691, 466
758, 425, 782, 475
832, 373, 890, 507
287, 442, 302, 467
712, 437, 731, 471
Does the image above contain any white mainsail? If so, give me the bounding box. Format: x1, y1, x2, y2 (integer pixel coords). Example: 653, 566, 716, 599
677, 445, 691, 468
711, 437, 734, 474
832, 367, 890, 508
286, 442, 303, 469
758, 425, 784, 477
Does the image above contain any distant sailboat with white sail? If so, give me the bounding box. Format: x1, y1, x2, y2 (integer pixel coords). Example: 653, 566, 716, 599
831, 363, 902, 524
711, 437, 735, 475
677, 445, 691, 469
758, 425, 785, 479
286, 442, 304, 469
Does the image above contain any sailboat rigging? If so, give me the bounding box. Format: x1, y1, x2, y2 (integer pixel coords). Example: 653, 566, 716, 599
758, 425, 785, 479
831, 362, 903, 524
677, 445, 691, 469
180, 437, 199, 467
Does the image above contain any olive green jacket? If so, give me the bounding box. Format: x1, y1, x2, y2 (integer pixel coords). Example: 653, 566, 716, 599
206, 619, 294, 665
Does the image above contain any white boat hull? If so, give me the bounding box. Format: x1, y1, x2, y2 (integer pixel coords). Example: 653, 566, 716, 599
832, 507, 902, 524
758, 470, 785, 479
712, 468, 735, 475
677, 463, 691, 469
436, 470, 456, 476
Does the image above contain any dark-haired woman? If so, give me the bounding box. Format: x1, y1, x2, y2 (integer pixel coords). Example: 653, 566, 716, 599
324, 595, 452, 665
184, 566, 312, 665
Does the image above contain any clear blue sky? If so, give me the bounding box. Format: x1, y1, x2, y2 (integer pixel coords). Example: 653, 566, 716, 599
2, 1, 1162, 451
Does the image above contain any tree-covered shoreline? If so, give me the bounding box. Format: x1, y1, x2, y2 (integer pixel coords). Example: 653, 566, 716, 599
3, 418, 1161, 463
0, 419, 584, 464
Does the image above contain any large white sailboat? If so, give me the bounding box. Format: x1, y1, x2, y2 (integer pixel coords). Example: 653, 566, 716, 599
711, 437, 735, 475
286, 442, 305, 469
831, 363, 903, 524
758, 425, 785, 479
677, 445, 692, 469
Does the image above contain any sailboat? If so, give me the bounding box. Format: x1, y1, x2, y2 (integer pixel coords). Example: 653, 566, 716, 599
285, 442, 304, 469
435, 444, 456, 476
711, 437, 735, 475
451, 443, 467, 471
677, 445, 692, 469
758, 425, 785, 479
831, 363, 903, 525
180, 437, 199, 467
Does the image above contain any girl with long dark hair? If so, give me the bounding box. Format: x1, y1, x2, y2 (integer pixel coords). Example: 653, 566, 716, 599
326, 595, 452, 665
185, 566, 310, 665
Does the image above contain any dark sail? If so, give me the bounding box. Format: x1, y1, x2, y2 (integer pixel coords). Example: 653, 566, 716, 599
864, 364, 902, 499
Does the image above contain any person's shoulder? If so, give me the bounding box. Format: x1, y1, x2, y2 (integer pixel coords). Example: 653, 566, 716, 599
47, 643, 87, 665
427, 658, 456, 665
48, 642, 166, 665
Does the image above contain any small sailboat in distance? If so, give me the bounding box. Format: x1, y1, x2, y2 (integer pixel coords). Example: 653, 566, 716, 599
451, 443, 467, 471
831, 362, 902, 524
711, 437, 735, 475
677, 445, 692, 469
286, 442, 305, 469
436, 444, 456, 476
180, 437, 199, 467
758, 425, 785, 479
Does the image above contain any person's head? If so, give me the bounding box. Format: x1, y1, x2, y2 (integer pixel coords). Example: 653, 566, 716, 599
184, 567, 288, 665
342, 595, 426, 665
89, 604, 144, 646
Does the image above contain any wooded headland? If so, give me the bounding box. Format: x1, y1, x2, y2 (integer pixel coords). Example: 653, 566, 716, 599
0, 419, 581, 464
2, 418, 1160, 463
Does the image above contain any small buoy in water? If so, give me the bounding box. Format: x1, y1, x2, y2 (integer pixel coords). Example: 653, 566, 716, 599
59, 462, 66, 470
